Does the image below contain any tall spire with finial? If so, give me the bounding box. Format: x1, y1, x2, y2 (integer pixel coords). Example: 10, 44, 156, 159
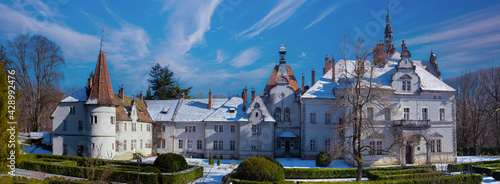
384, 1, 395, 54
100, 27, 104, 53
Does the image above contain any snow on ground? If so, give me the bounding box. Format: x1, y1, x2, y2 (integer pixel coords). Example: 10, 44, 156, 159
276, 158, 355, 169
458, 156, 500, 163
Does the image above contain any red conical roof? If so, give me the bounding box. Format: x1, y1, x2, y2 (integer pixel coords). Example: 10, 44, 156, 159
86, 51, 119, 106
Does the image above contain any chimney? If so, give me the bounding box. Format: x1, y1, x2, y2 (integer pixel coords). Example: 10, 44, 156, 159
311, 68, 316, 87
323, 54, 331, 75
208, 88, 213, 109
119, 85, 124, 101
301, 73, 305, 93
251, 87, 255, 103
140, 90, 144, 102
331, 54, 336, 82
87, 78, 93, 88
401, 40, 407, 52
242, 87, 248, 111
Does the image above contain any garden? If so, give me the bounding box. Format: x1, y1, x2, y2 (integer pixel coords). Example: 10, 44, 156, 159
17, 153, 203, 184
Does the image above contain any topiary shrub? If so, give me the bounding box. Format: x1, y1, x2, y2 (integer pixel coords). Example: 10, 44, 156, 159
315, 151, 331, 167
141, 166, 162, 174
235, 156, 285, 182
209, 152, 214, 165
154, 153, 188, 173
217, 154, 221, 166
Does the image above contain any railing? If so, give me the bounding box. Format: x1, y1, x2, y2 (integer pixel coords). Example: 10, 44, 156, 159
393, 119, 430, 128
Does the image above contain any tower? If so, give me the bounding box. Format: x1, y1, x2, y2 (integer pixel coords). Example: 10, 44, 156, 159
384, 8, 395, 55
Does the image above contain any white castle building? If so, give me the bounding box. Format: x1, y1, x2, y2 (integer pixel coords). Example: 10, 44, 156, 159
52, 10, 456, 165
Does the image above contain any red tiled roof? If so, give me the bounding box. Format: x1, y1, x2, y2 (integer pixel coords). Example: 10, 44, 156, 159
115, 95, 152, 122
87, 52, 119, 106
262, 65, 301, 96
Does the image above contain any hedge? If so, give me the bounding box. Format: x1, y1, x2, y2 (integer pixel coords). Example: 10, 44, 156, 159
448, 159, 500, 172
0, 175, 93, 184
285, 165, 436, 179
159, 165, 203, 184
493, 170, 500, 181
473, 165, 500, 176
222, 178, 295, 184
295, 174, 482, 184
365, 168, 437, 180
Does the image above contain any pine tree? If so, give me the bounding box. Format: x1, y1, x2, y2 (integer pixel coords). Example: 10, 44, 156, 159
209, 152, 214, 165
217, 153, 221, 166
147, 63, 192, 100
145, 85, 153, 100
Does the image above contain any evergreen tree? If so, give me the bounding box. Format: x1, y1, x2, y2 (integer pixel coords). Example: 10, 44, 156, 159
217, 153, 221, 166
209, 152, 214, 165
0, 52, 21, 174
145, 85, 153, 100
147, 63, 192, 100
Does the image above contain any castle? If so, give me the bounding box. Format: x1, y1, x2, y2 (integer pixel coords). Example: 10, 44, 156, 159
52, 10, 456, 166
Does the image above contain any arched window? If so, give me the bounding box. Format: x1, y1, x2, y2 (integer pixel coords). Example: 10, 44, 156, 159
274, 108, 281, 121
284, 108, 290, 122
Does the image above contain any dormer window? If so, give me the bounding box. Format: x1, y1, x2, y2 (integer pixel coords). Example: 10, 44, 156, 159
229, 107, 236, 113
402, 80, 411, 92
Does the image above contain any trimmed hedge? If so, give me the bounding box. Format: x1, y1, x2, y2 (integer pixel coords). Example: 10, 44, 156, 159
473, 165, 500, 176
295, 174, 482, 184
159, 165, 203, 184
365, 168, 437, 180
285, 165, 436, 179
223, 178, 295, 184
154, 153, 188, 173
235, 156, 285, 182
448, 159, 500, 172
493, 170, 500, 181
315, 151, 331, 167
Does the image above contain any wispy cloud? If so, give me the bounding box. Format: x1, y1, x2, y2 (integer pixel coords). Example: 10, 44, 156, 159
215, 49, 224, 63
304, 5, 338, 30
235, 0, 306, 39
230, 47, 262, 68
299, 52, 307, 58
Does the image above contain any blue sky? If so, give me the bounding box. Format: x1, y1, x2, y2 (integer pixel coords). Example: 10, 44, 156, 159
1, 0, 499, 97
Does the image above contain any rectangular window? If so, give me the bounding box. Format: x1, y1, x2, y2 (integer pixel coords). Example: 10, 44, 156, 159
140, 139, 143, 149
92, 143, 95, 150
437, 140, 442, 152
404, 108, 410, 120
310, 113, 316, 123
230, 140, 236, 150
124, 140, 127, 150
384, 108, 391, 121
185, 126, 188, 132
161, 139, 166, 148
192, 125, 196, 132
231, 125, 236, 132
431, 140, 435, 152
115, 141, 119, 151
69, 106, 75, 114
213, 140, 223, 150
187, 140, 193, 149
251, 141, 261, 151
112, 143, 115, 150
376, 141, 382, 155
132, 123, 136, 132
63, 120, 67, 131
369, 141, 375, 155
422, 108, 428, 120
367, 107, 374, 121
141, 124, 143, 131
251, 125, 261, 135
110, 116, 115, 124
78, 120, 83, 131
325, 139, 331, 151
178, 140, 184, 149
402, 80, 411, 92
161, 124, 165, 132
90, 115, 97, 124
439, 108, 445, 121
63, 144, 68, 155
124, 123, 127, 131
133, 139, 137, 150
325, 113, 331, 124
277, 140, 282, 149
310, 140, 316, 151
197, 140, 203, 149
147, 124, 151, 131
146, 140, 151, 148
214, 125, 223, 132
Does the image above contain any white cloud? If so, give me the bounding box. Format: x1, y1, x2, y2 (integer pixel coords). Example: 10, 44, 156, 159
235, 0, 306, 39
299, 52, 307, 58
304, 5, 338, 30
215, 49, 224, 63
230, 47, 262, 68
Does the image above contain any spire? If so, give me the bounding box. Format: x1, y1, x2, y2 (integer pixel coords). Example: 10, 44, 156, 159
100, 27, 104, 53
279, 41, 287, 64
384, 2, 394, 55
86, 33, 119, 106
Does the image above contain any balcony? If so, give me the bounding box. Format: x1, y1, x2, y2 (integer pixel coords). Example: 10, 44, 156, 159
393, 120, 430, 129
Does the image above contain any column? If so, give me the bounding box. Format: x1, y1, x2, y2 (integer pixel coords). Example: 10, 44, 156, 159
426, 142, 431, 164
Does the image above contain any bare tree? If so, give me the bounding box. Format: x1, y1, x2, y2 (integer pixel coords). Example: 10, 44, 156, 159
336, 34, 393, 181
7, 34, 65, 132
478, 67, 500, 147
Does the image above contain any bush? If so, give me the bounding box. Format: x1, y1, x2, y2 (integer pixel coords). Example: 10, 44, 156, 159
153, 153, 188, 173
285, 165, 436, 179
159, 166, 203, 184
235, 156, 285, 182
490, 147, 498, 155
141, 166, 162, 174
315, 151, 331, 167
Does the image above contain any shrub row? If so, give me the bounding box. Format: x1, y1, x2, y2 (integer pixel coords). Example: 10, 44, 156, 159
458, 146, 500, 156
370, 172, 445, 181
295, 174, 482, 184
19, 160, 158, 184
493, 171, 500, 181
284, 165, 436, 179
159, 165, 203, 184
473, 165, 500, 176
28, 154, 152, 168
447, 159, 500, 172
0, 175, 93, 184
365, 168, 437, 180
223, 178, 295, 184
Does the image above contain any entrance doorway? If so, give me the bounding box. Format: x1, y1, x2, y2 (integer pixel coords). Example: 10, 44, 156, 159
285, 140, 290, 153
77, 145, 84, 157
405, 145, 414, 164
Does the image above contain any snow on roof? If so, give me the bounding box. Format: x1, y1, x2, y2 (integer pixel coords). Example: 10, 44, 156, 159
174, 99, 228, 122
145, 100, 179, 122
303, 58, 454, 99
61, 88, 88, 102
278, 131, 297, 138
240, 95, 275, 122
204, 97, 247, 121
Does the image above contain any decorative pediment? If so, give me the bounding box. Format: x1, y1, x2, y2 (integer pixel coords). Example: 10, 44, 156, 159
430, 132, 443, 138
368, 132, 385, 139
400, 74, 412, 80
